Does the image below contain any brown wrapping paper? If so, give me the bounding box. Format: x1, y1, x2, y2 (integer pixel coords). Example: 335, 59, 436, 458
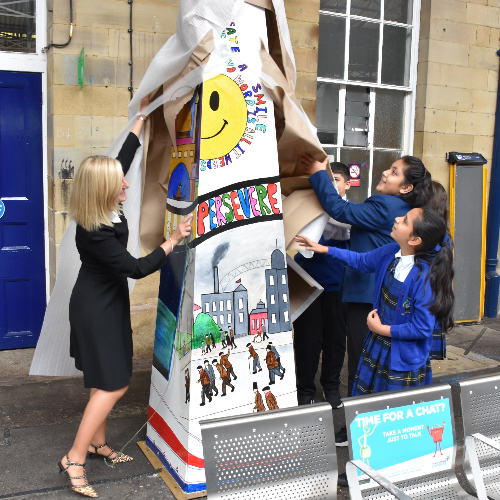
139, 2, 330, 316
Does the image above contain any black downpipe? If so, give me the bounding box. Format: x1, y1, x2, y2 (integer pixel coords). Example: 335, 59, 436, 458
484, 49, 500, 317
43, 0, 73, 52
128, 0, 133, 100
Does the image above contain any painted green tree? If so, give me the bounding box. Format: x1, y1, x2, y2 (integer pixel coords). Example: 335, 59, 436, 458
192, 313, 223, 349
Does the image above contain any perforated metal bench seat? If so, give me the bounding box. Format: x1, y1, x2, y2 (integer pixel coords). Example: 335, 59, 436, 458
200, 402, 338, 500
459, 373, 500, 500
343, 384, 487, 500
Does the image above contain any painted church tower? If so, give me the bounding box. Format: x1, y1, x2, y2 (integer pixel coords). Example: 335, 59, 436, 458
265, 249, 291, 333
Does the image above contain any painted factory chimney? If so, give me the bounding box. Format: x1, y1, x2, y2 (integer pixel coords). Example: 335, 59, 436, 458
213, 267, 219, 294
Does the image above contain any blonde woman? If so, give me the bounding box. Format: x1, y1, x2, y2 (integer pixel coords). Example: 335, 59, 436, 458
58, 96, 193, 498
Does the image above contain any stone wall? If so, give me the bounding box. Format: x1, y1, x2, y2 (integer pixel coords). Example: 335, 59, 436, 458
415, 0, 499, 190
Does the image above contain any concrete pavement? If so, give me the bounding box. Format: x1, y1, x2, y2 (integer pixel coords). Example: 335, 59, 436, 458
1, 318, 500, 499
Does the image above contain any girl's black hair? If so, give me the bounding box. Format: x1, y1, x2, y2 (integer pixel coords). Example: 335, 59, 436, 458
412, 208, 454, 333
429, 180, 453, 246
399, 156, 433, 208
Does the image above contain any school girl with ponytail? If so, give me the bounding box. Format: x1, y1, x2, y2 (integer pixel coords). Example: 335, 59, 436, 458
296, 207, 454, 395
300, 154, 433, 398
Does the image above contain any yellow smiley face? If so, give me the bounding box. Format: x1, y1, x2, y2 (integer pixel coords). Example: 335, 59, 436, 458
200, 74, 247, 160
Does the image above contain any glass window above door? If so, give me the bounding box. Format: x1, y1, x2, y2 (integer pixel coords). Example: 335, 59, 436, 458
0, 0, 36, 53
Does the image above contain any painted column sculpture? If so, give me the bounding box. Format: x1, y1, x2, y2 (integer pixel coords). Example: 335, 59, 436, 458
145, 4, 298, 493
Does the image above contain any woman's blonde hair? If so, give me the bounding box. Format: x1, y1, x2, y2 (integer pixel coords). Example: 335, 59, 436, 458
69, 155, 123, 231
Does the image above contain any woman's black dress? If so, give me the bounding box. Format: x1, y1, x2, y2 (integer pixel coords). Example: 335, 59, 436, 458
69, 133, 166, 390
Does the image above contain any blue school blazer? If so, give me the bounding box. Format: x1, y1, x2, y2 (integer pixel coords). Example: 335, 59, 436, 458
309, 170, 411, 304
327, 242, 437, 372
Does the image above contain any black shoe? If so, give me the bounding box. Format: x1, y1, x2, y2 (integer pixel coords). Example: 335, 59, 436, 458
338, 472, 348, 488
324, 390, 344, 409
258, 368, 262, 372
269, 380, 275, 385
231, 387, 235, 392
282, 368, 286, 375
335, 426, 348, 447
297, 397, 314, 406
221, 393, 226, 397
253, 371, 257, 374
200, 402, 205, 406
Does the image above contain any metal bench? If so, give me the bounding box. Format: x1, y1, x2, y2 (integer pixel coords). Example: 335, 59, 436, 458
459, 373, 500, 499
200, 402, 338, 499
343, 384, 487, 500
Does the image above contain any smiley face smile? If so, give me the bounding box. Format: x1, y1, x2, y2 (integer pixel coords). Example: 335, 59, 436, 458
202, 119, 228, 140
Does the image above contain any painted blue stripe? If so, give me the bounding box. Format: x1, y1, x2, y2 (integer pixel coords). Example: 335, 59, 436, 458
146, 437, 207, 493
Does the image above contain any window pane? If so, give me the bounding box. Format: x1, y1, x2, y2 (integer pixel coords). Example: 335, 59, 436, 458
318, 14, 346, 79
316, 83, 339, 144
339, 148, 370, 203
384, 0, 413, 24
381, 26, 411, 86
320, 0, 347, 14
371, 150, 403, 195
0, 0, 36, 53
348, 20, 379, 83
374, 89, 405, 149
351, 0, 381, 19
344, 87, 370, 147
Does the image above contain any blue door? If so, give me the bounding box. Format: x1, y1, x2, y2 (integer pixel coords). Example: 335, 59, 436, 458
0, 71, 45, 349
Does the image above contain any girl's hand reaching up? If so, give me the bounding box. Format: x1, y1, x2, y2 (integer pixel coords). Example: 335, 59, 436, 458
367, 309, 391, 337
295, 235, 328, 254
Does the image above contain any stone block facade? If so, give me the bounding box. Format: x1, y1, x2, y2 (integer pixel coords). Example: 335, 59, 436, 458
415, 0, 499, 190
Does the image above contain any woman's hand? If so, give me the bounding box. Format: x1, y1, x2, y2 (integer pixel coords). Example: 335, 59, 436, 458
171, 214, 193, 245
294, 234, 328, 254
367, 309, 391, 337
161, 214, 193, 255
140, 94, 150, 114
131, 94, 151, 138
299, 153, 329, 176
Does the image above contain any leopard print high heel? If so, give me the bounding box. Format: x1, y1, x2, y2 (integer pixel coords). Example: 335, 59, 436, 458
58, 454, 98, 498
87, 442, 133, 464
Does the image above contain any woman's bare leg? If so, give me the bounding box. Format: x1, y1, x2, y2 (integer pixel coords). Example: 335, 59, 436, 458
61, 386, 128, 487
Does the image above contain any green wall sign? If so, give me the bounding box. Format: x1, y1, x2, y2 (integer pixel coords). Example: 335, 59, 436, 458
78, 47, 85, 89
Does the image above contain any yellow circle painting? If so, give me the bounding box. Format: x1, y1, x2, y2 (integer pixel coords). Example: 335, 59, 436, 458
200, 74, 247, 160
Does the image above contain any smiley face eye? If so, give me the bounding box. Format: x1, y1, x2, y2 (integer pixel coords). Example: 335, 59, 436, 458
210, 91, 219, 111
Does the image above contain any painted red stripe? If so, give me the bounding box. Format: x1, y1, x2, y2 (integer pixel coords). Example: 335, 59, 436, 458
148, 406, 205, 469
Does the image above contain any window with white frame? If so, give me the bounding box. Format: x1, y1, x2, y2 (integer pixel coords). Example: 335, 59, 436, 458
220, 314, 225, 325
227, 299, 231, 310
317, 0, 419, 202
212, 301, 217, 312
0, 0, 36, 53
269, 275, 274, 286
281, 274, 286, 285
239, 312, 244, 323
213, 316, 218, 324
205, 303, 209, 313
271, 314, 276, 324
238, 298, 243, 309
284, 310, 289, 322
228, 313, 232, 323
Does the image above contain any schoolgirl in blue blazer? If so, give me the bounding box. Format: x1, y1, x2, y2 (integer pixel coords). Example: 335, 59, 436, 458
296, 208, 454, 396
300, 153, 433, 396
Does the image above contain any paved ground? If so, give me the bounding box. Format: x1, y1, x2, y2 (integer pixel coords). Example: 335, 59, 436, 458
2, 318, 500, 499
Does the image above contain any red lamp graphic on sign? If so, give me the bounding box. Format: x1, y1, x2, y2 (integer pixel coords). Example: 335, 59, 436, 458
427, 422, 446, 457
349, 163, 361, 187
